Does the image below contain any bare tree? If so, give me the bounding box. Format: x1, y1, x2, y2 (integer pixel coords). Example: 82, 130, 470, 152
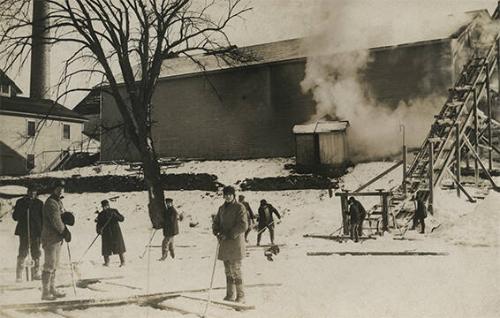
0, 0, 251, 228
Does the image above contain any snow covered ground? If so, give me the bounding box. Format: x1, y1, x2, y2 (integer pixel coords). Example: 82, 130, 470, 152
0, 159, 499, 318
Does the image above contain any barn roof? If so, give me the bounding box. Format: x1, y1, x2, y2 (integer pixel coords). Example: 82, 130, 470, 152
293, 120, 349, 134
157, 10, 486, 79
73, 88, 101, 115
0, 96, 87, 122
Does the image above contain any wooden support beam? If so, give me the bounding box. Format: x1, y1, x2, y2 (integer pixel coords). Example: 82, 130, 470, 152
335, 191, 391, 197
473, 88, 480, 186
481, 136, 500, 155
428, 141, 435, 215
306, 251, 449, 256
403, 145, 407, 197
340, 195, 349, 235
353, 161, 403, 193
444, 166, 476, 203
381, 192, 389, 232
455, 124, 461, 197
303, 234, 375, 241
463, 136, 499, 189
485, 62, 493, 171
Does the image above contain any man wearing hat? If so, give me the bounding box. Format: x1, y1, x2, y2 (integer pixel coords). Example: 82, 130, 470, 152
158, 198, 183, 261
411, 191, 427, 234
41, 180, 71, 301
212, 186, 248, 303
256, 199, 281, 246
237, 195, 255, 243
96, 200, 126, 266
12, 186, 43, 282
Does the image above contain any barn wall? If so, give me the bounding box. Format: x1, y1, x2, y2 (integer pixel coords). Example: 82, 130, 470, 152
364, 39, 454, 108
101, 39, 456, 162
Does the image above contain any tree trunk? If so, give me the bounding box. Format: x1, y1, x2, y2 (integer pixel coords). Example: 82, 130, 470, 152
139, 137, 166, 229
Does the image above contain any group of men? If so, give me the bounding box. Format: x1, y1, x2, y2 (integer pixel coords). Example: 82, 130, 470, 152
12, 182, 280, 304
13, 181, 73, 300
347, 192, 427, 242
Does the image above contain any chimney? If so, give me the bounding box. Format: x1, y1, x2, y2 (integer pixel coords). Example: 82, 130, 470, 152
30, 0, 51, 100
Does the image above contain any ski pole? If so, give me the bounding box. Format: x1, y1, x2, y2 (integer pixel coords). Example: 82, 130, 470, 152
78, 215, 113, 263
202, 240, 220, 318
257, 220, 275, 235
25, 206, 32, 281
66, 242, 77, 296
140, 229, 158, 259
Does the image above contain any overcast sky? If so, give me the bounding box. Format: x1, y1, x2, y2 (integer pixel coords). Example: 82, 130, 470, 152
7, 0, 500, 108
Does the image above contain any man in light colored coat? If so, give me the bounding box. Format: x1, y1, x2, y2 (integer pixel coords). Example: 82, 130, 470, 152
212, 186, 248, 303
41, 180, 71, 301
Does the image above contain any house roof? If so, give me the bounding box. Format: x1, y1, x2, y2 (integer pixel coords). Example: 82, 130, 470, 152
156, 10, 484, 79
293, 120, 349, 134
0, 96, 87, 122
73, 88, 101, 115
0, 70, 22, 94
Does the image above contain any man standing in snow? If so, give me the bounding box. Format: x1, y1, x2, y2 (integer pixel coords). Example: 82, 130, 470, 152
96, 200, 126, 266
212, 186, 248, 303
238, 195, 255, 243
348, 197, 360, 242
349, 197, 366, 237
41, 180, 71, 301
411, 192, 427, 234
12, 186, 43, 282
256, 199, 281, 246
159, 198, 183, 261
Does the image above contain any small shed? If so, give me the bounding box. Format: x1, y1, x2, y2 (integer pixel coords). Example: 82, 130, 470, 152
292, 120, 349, 167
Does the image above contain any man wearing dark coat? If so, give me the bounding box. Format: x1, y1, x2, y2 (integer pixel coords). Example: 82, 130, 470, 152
348, 197, 360, 242
350, 197, 366, 237
159, 198, 183, 261
256, 199, 281, 246
96, 200, 126, 267
411, 193, 427, 234
212, 186, 248, 303
41, 180, 71, 301
238, 195, 255, 243
13, 186, 43, 282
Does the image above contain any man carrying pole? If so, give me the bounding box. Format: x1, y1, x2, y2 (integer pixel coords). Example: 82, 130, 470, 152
12, 186, 43, 282
41, 180, 72, 301
212, 186, 248, 303
256, 199, 281, 246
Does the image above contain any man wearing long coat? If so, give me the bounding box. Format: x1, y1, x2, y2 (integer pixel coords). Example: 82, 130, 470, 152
159, 198, 182, 260
212, 186, 248, 303
13, 186, 43, 281
96, 200, 126, 266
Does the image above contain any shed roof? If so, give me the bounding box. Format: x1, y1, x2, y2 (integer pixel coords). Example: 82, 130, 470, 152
0, 96, 87, 122
293, 121, 349, 134
73, 88, 101, 115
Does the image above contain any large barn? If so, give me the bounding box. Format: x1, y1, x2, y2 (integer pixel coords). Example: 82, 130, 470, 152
99, 10, 493, 162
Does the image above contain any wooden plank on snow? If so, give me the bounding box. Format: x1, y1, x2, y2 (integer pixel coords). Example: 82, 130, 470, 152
180, 294, 255, 310
307, 251, 448, 256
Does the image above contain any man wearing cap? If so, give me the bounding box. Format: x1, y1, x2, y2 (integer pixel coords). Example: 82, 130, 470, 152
158, 198, 183, 261
41, 180, 71, 301
12, 186, 43, 282
238, 195, 255, 243
256, 199, 281, 246
212, 186, 248, 303
96, 200, 126, 266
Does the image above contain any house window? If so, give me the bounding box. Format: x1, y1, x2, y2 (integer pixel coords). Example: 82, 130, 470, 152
26, 154, 35, 170
63, 124, 71, 139
27, 121, 36, 137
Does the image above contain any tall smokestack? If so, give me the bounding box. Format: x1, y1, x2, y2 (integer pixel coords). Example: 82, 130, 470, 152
30, 0, 51, 100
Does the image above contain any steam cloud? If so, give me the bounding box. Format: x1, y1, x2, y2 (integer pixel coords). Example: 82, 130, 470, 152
300, 0, 499, 162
